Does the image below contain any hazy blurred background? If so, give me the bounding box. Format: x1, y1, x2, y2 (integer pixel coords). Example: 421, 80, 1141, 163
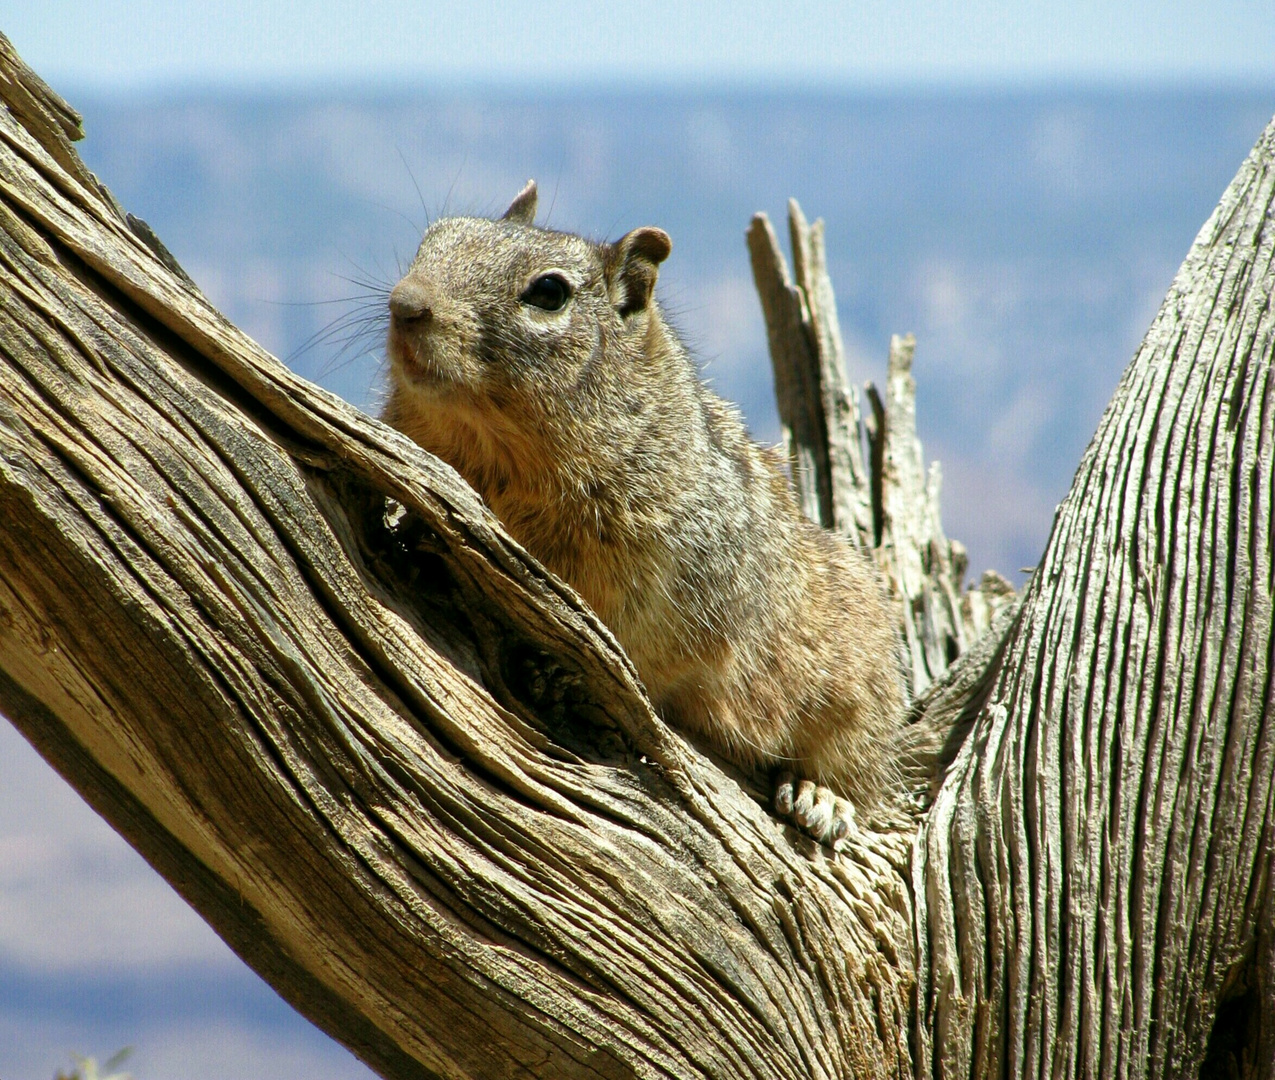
3, 2, 1274, 1076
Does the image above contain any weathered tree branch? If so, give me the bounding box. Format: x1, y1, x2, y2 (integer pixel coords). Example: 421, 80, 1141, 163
0, 32, 1272, 1080
0, 35, 914, 1080
747, 208, 1015, 698
914, 118, 1275, 1078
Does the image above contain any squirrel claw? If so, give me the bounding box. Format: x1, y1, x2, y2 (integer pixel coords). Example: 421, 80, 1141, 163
773, 770, 857, 849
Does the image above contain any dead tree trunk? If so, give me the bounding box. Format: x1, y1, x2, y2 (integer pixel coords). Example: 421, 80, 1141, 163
0, 35, 1271, 1080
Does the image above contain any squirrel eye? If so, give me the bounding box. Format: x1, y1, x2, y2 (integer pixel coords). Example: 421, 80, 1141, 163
520, 273, 571, 312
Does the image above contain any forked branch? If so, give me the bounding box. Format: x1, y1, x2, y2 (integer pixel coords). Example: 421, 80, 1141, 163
0, 32, 1272, 1080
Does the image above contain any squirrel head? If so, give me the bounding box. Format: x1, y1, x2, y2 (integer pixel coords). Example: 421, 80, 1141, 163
386, 178, 672, 415
384, 180, 676, 490
496, 180, 673, 314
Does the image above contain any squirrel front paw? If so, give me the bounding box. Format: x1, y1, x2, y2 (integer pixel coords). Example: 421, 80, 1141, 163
773, 770, 857, 849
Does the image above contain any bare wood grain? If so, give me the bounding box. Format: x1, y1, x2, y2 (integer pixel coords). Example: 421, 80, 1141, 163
749, 207, 1015, 697
785, 198, 874, 544
746, 211, 833, 529
2, 29, 1273, 1080
915, 115, 1275, 1079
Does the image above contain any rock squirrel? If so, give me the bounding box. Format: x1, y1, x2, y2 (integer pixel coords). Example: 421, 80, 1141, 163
383, 180, 905, 846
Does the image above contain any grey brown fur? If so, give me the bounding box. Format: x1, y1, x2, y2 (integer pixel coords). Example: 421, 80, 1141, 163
383, 180, 904, 844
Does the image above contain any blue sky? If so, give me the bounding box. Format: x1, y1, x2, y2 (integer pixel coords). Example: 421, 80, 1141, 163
7, 0, 1275, 90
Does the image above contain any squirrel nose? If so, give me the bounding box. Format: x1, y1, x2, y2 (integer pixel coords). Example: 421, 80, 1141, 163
389, 279, 433, 324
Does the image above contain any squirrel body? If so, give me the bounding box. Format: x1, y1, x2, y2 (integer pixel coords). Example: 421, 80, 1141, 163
384, 182, 904, 841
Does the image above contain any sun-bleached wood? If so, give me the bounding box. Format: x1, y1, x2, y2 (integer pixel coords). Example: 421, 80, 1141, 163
0, 34, 914, 1080
0, 32, 1271, 1079
747, 206, 1015, 698
914, 116, 1275, 1078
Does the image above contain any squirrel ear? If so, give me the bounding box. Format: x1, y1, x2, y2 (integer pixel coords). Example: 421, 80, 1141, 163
608, 226, 672, 317
501, 179, 538, 225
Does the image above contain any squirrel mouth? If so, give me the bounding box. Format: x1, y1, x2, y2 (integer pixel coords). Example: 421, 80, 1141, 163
389, 333, 451, 387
